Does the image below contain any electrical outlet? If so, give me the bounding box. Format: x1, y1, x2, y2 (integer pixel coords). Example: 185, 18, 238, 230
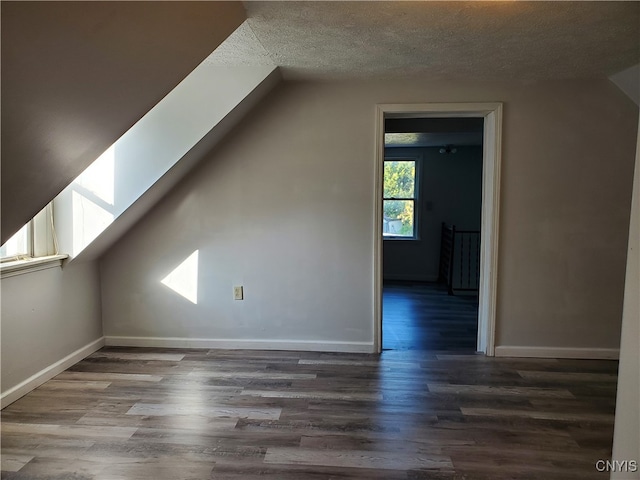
233, 286, 244, 300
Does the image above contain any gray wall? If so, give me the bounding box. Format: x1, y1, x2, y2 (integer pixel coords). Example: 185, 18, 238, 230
100, 78, 638, 353
383, 146, 483, 281
1, 261, 103, 392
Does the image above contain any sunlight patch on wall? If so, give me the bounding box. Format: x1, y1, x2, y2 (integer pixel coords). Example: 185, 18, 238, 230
161, 250, 199, 304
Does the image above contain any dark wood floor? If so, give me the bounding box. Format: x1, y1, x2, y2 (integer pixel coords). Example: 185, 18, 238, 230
1, 347, 618, 479
383, 281, 478, 352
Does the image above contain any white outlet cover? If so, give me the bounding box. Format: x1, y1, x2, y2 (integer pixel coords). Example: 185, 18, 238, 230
234, 286, 243, 300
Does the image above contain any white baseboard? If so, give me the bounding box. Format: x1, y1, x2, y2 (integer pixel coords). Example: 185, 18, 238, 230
383, 273, 438, 282
1, 337, 105, 409
495, 346, 620, 360
104, 336, 375, 354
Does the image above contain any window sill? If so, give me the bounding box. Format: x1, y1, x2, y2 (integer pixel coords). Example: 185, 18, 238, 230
0, 255, 68, 279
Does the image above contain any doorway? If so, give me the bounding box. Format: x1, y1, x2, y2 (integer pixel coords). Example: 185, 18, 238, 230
373, 103, 503, 355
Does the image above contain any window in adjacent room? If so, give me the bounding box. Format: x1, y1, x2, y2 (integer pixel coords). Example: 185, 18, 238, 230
383, 159, 417, 239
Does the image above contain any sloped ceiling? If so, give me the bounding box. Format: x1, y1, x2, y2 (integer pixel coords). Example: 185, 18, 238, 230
3, 1, 638, 244
1, 1, 246, 243
243, 1, 640, 80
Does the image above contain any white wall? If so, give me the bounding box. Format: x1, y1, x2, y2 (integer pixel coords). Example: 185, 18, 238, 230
100, 78, 638, 354
1, 261, 103, 402
611, 116, 639, 479
383, 146, 483, 281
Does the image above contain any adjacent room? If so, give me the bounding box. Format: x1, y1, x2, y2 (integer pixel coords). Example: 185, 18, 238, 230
382, 116, 484, 352
1, 2, 639, 479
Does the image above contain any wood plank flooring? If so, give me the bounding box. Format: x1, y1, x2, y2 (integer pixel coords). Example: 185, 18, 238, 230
1, 347, 618, 479
383, 281, 478, 351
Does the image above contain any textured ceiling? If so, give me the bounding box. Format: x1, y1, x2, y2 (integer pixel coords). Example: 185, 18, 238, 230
230, 1, 640, 80
205, 21, 275, 67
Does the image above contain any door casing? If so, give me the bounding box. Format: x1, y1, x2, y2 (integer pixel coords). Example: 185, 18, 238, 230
373, 102, 503, 355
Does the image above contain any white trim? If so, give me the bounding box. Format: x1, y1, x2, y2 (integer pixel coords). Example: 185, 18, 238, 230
105, 336, 375, 353
374, 107, 385, 353
0, 337, 105, 408
0, 254, 68, 279
374, 102, 503, 356
382, 103, 505, 117
478, 106, 502, 356
32, 203, 57, 257
495, 346, 620, 360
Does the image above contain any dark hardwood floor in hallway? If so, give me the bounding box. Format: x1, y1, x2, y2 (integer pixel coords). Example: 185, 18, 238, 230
1, 347, 618, 480
383, 281, 479, 352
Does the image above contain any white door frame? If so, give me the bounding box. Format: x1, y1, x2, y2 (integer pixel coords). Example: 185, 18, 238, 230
373, 102, 503, 355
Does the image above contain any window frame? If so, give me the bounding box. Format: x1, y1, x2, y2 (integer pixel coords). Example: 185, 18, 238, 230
0, 222, 32, 262
1, 203, 67, 278
382, 156, 420, 240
